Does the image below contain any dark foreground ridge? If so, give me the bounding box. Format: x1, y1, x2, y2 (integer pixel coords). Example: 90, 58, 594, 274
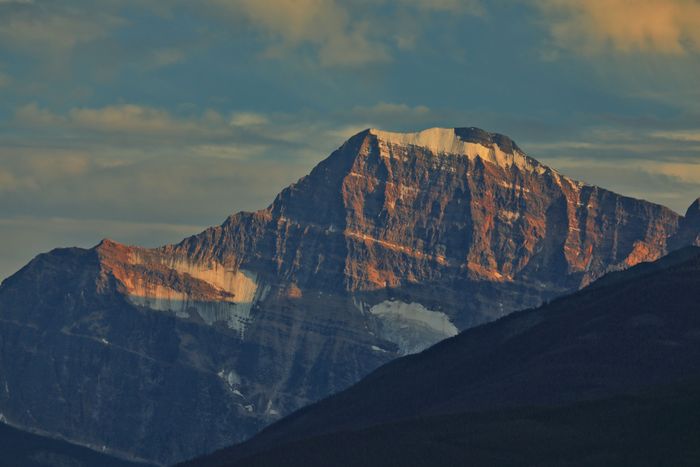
191, 379, 700, 467
185, 246, 700, 466
0, 422, 153, 467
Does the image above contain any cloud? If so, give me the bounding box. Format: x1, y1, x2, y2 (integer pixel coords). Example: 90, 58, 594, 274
229, 112, 269, 127
331, 101, 442, 133
203, 0, 484, 66
15, 103, 63, 125
0, 0, 487, 74
206, 0, 388, 66
69, 105, 215, 134
0, 2, 193, 75
651, 129, 700, 142
354, 102, 432, 118
537, 0, 700, 54
150, 48, 186, 67
0, 148, 94, 194
9, 102, 379, 163
0, 2, 124, 54
397, 0, 484, 14
0, 169, 21, 191
1, 100, 371, 233
15, 103, 229, 138
9, 103, 370, 166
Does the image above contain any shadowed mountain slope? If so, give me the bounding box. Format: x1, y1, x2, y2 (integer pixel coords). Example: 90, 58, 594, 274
186, 246, 700, 466
0, 422, 153, 467
200, 380, 700, 467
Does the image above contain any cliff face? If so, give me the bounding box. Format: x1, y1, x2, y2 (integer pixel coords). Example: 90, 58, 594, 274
0, 127, 695, 464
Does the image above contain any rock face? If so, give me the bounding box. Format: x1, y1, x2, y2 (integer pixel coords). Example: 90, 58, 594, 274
0, 127, 696, 464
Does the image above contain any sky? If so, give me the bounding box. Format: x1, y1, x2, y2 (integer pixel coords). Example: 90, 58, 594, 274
1, 0, 700, 280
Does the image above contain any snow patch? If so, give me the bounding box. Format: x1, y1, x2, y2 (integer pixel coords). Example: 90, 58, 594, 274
128, 253, 261, 303
124, 259, 270, 336
218, 368, 255, 412
265, 400, 280, 417
217, 369, 242, 388
370, 128, 545, 173
127, 289, 255, 336
368, 300, 458, 355
166, 259, 259, 303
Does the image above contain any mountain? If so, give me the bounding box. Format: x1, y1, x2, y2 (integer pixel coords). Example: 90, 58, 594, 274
185, 246, 700, 467
0, 127, 697, 464
186, 380, 700, 467
671, 197, 700, 249
0, 421, 153, 467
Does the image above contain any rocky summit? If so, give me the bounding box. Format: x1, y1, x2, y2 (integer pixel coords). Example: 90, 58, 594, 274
0, 127, 698, 464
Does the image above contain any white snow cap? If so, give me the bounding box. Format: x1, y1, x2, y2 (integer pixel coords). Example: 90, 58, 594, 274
369, 127, 546, 173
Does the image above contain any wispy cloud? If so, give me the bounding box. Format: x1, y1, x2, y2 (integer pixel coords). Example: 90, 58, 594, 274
229, 112, 269, 127
350, 102, 432, 122
205, 0, 389, 66
202, 0, 484, 66
14, 103, 228, 138
149, 48, 187, 68
396, 0, 484, 15
651, 129, 700, 142
0, 2, 124, 54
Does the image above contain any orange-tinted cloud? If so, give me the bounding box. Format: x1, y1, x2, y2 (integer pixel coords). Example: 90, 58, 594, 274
207, 0, 388, 66
538, 0, 700, 54
205, 0, 484, 66
15, 103, 226, 137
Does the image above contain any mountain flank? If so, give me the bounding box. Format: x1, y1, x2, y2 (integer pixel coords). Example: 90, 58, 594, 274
185, 246, 700, 466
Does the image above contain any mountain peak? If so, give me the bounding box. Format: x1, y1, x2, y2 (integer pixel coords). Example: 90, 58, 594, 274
677, 197, 700, 247
367, 127, 544, 173
95, 238, 118, 248
368, 126, 521, 152
685, 197, 700, 218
